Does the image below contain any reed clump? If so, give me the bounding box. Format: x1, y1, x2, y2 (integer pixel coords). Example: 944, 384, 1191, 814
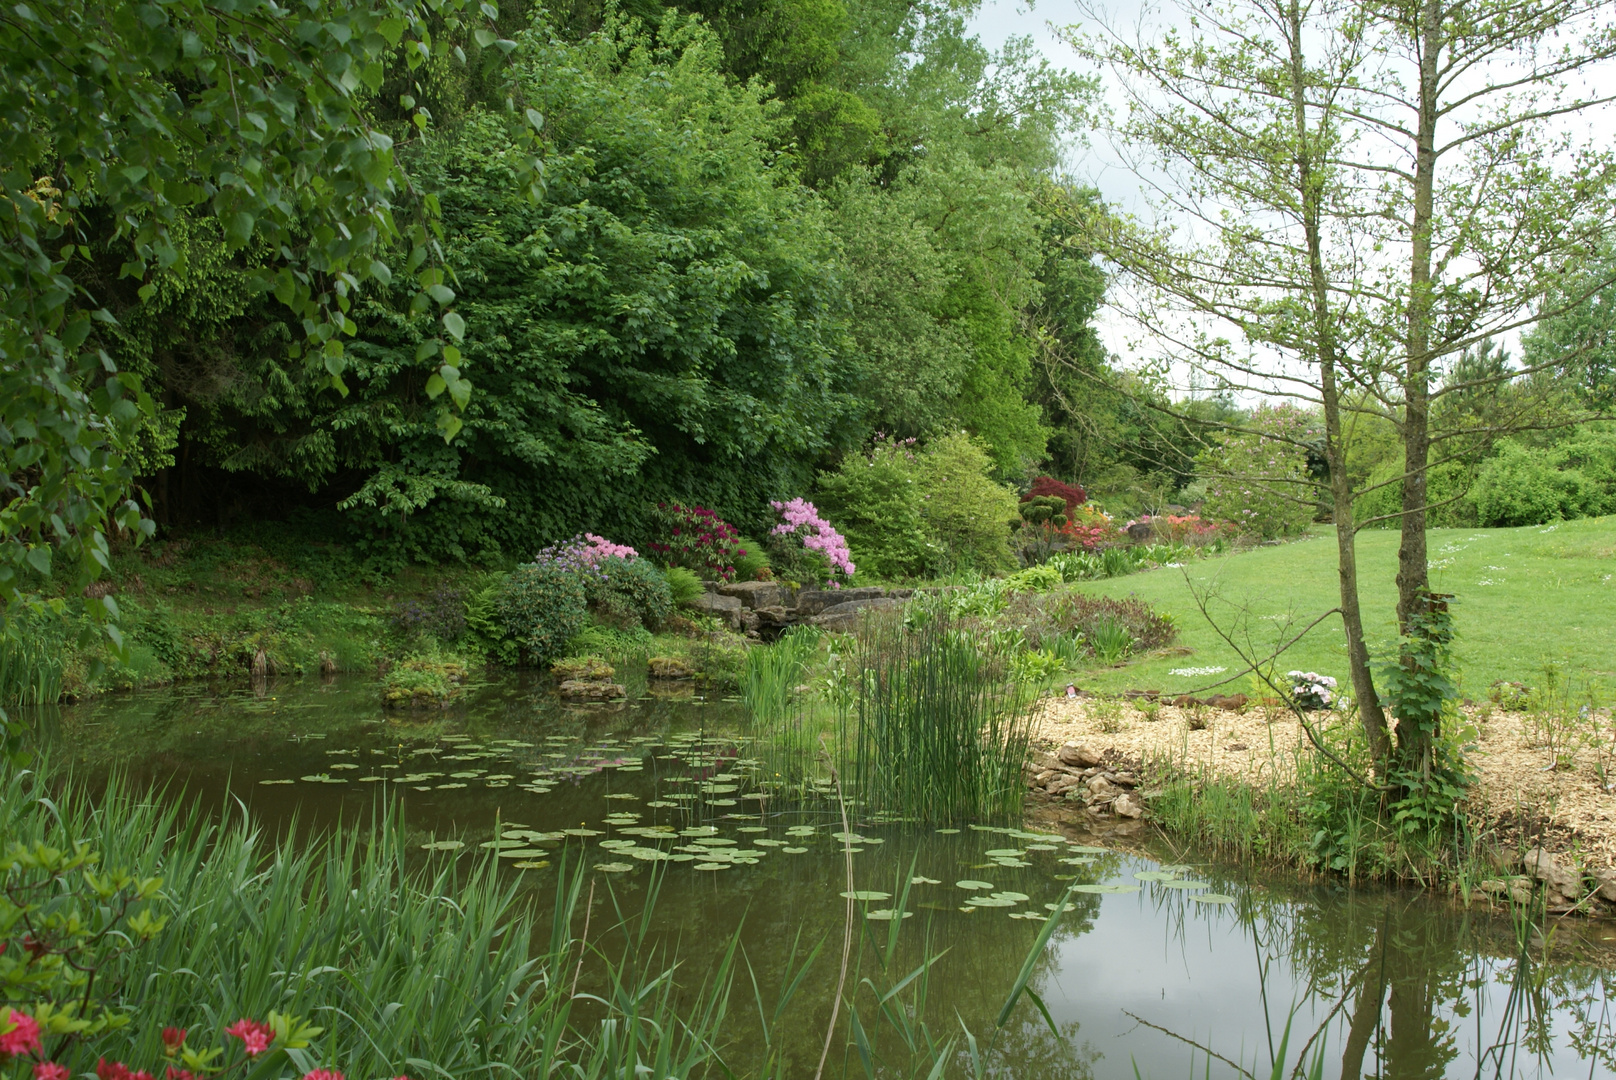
848, 611, 1036, 823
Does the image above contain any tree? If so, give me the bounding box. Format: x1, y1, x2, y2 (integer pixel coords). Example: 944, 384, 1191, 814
1, 0, 523, 614
1068, 0, 1616, 777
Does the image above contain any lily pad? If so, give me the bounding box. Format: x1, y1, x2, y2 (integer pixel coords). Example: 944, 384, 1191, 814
990, 891, 1030, 903
562, 828, 603, 837
866, 909, 913, 921
782, 847, 809, 854
910, 876, 941, 885
935, 828, 961, 835
421, 840, 465, 851
1025, 844, 1061, 852
1043, 902, 1079, 912
1133, 871, 1178, 882
1058, 857, 1096, 866
753, 838, 785, 847
840, 890, 892, 902
1068, 845, 1108, 854
1160, 880, 1210, 890
1191, 894, 1236, 904
259, 779, 295, 786
511, 860, 549, 869
955, 880, 996, 890
1069, 883, 1140, 894
966, 896, 1017, 907
992, 859, 1032, 868
983, 849, 1024, 857
594, 862, 634, 873
498, 848, 547, 858
693, 863, 731, 871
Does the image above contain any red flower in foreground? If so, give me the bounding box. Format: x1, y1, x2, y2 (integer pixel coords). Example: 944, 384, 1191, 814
166, 1067, 195, 1080
301, 1070, 344, 1080
34, 1063, 70, 1080
97, 1059, 132, 1080
224, 1018, 272, 1057
1, 1009, 42, 1058
161, 1028, 187, 1055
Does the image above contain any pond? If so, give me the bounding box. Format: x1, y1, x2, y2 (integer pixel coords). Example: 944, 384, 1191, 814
39, 671, 1616, 1080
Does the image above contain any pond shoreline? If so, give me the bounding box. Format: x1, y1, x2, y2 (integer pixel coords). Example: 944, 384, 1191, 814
1030, 694, 1616, 923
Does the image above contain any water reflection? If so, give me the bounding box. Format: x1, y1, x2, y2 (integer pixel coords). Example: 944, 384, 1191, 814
33, 673, 1616, 1079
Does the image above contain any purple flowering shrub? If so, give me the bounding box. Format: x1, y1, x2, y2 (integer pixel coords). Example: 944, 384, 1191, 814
1196, 403, 1318, 539
766, 498, 854, 587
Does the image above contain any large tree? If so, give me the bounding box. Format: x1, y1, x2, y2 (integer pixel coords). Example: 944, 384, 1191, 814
1, 0, 521, 617
1068, 0, 1616, 776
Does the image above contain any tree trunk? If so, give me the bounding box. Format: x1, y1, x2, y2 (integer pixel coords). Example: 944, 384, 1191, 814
1285, 0, 1390, 764
1395, 0, 1444, 773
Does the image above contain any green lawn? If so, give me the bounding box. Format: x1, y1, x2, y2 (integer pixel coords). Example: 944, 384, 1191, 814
1069, 516, 1616, 701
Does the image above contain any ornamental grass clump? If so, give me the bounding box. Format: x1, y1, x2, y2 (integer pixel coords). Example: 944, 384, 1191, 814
766, 498, 854, 587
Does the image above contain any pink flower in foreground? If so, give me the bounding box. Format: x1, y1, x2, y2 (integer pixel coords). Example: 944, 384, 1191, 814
161, 1028, 187, 1056
34, 1063, 70, 1080
96, 1060, 132, 1080
225, 1018, 272, 1057
166, 1067, 195, 1080
301, 1070, 344, 1080
1, 1009, 42, 1058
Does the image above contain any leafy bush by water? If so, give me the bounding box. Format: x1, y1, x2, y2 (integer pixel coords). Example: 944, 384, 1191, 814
585, 556, 673, 631
494, 562, 588, 666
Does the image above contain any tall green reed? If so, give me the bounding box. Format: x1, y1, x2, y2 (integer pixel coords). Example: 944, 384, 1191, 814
0, 765, 736, 1078
848, 613, 1035, 823
0, 607, 68, 707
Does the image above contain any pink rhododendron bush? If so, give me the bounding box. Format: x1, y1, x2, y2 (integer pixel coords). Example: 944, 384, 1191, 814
766, 498, 854, 587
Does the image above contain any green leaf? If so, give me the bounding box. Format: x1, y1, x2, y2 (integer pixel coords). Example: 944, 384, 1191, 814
427, 283, 455, 304
425, 373, 448, 399
473, 27, 495, 47
442, 311, 465, 341
525, 107, 544, 133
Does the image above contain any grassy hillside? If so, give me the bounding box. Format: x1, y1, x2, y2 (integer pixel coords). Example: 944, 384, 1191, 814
1070, 516, 1616, 702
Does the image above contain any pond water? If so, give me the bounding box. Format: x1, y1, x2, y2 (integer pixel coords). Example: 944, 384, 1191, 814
40, 672, 1616, 1080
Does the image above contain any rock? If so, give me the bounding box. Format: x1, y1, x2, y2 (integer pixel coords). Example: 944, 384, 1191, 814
752, 606, 797, 635
1086, 775, 1118, 799
795, 586, 889, 616
717, 580, 787, 609
811, 597, 904, 632
1592, 868, 1616, 903
1058, 742, 1104, 768
1206, 694, 1249, 711
559, 679, 626, 700
1110, 771, 1138, 788
1032, 768, 1057, 785
1523, 847, 1582, 901
1126, 521, 1155, 542
686, 591, 743, 623
647, 656, 695, 679
1113, 792, 1144, 818
1047, 776, 1086, 796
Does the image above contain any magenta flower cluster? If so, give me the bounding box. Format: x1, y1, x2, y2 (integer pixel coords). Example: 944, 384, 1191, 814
770, 498, 855, 584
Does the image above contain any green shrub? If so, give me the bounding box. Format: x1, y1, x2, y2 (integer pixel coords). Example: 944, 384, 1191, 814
586, 557, 673, 630
565, 622, 652, 658
1353, 457, 1476, 528
1197, 404, 1318, 539
915, 432, 1020, 572
732, 536, 772, 582
814, 437, 933, 579
663, 566, 705, 607
1471, 440, 1601, 526
493, 563, 588, 666
380, 653, 471, 707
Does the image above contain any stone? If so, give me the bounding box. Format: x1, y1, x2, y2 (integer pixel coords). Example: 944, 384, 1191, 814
1113, 792, 1144, 818
811, 597, 904, 632
1086, 775, 1118, 799
1110, 771, 1138, 788
1522, 847, 1582, 901
1206, 694, 1249, 711
795, 586, 889, 616
1057, 742, 1104, 768
1031, 768, 1056, 785
687, 591, 742, 619
559, 680, 626, 700
716, 580, 786, 609
1592, 868, 1616, 903
1126, 521, 1155, 542
1047, 776, 1086, 796
647, 656, 695, 679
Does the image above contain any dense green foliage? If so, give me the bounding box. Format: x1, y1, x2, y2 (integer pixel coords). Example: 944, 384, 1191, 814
494, 562, 588, 665
586, 556, 674, 630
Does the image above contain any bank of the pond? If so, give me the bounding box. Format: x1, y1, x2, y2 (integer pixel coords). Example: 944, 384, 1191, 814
1032, 694, 1616, 916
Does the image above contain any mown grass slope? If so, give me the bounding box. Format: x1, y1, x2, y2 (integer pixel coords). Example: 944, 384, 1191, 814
1070, 515, 1616, 701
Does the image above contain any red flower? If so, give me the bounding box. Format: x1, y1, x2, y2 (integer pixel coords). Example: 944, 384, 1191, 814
131, 1071, 154, 1080
34, 1063, 70, 1080
225, 1018, 272, 1057
161, 1028, 187, 1056
97, 1060, 132, 1080
301, 1070, 344, 1080
166, 1068, 194, 1080
1, 1009, 42, 1059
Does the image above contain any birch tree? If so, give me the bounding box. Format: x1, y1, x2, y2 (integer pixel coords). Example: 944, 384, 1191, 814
1066, 0, 1616, 776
